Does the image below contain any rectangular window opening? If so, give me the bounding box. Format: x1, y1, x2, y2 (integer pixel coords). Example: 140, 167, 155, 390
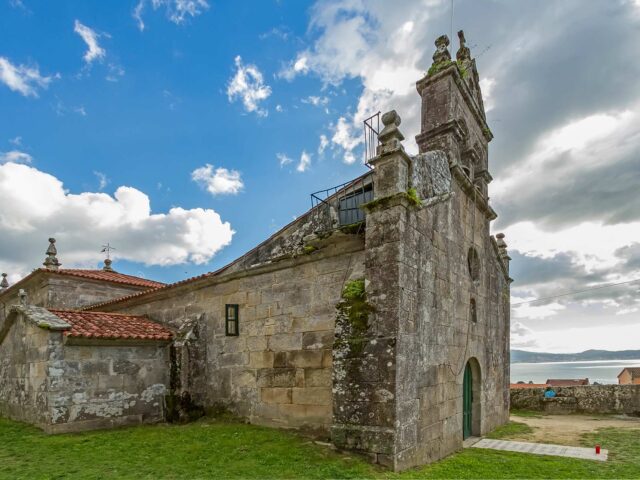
225, 304, 239, 336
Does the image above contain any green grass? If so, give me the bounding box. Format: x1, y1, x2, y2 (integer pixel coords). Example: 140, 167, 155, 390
1, 416, 639, 479
484, 421, 534, 439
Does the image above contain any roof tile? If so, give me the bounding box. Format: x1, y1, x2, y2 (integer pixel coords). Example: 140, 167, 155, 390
50, 310, 173, 341
51, 269, 165, 288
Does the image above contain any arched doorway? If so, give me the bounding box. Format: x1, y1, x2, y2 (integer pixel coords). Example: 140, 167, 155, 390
463, 358, 481, 439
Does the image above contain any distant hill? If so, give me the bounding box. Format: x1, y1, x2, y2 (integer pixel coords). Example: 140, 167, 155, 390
511, 349, 640, 363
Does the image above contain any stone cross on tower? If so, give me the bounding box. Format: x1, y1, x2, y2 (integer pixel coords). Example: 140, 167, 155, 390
43, 238, 61, 271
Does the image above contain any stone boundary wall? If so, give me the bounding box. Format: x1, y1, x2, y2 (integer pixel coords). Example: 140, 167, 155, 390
510, 385, 640, 415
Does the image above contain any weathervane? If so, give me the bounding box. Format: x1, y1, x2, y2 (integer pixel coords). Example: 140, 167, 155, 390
100, 243, 116, 272
100, 243, 116, 260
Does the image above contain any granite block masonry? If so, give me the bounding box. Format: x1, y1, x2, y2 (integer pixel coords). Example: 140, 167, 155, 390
0, 31, 510, 472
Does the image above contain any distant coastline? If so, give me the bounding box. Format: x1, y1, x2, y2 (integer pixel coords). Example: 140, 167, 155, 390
511, 349, 640, 364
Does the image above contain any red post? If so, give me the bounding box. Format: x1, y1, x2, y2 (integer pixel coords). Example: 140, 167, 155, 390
595, 445, 601, 454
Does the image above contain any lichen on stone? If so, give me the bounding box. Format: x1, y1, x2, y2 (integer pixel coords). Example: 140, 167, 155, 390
335, 279, 373, 355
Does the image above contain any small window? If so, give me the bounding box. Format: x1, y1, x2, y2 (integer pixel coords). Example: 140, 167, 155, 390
225, 304, 239, 336
468, 247, 480, 282
470, 298, 477, 323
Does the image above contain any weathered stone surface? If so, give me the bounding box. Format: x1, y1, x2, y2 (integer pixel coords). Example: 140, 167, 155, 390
511, 385, 640, 415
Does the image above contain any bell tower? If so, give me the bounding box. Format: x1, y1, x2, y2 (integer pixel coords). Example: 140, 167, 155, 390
415, 31, 493, 200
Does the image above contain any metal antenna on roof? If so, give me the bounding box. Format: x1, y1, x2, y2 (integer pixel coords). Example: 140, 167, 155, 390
100, 243, 116, 272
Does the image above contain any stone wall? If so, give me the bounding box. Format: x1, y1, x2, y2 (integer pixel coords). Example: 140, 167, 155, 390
47, 340, 169, 433
0, 311, 170, 433
0, 315, 51, 426
511, 385, 640, 416
102, 233, 365, 434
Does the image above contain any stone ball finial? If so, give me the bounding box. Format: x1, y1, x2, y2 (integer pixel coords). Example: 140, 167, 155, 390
103, 258, 114, 272
432, 34, 451, 64
18, 288, 27, 306
44, 237, 61, 271
381, 110, 401, 128
496, 232, 507, 250
378, 109, 405, 150
1, 273, 8, 289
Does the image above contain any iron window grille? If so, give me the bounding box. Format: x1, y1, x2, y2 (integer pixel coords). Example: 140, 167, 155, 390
225, 304, 239, 336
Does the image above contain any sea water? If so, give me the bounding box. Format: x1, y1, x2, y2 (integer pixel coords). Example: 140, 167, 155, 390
510, 359, 640, 385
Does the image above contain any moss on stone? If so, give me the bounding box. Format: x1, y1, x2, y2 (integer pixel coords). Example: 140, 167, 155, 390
335, 279, 373, 355
302, 245, 318, 255
427, 60, 454, 77
339, 222, 364, 235
406, 188, 421, 207
456, 60, 469, 79
362, 191, 421, 211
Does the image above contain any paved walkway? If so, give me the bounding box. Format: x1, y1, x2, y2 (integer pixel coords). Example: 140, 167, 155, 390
472, 438, 608, 462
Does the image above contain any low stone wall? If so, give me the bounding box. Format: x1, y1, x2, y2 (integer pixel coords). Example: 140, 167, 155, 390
511, 385, 640, 416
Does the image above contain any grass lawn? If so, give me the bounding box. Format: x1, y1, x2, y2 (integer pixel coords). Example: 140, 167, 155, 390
1, 416, 639, 479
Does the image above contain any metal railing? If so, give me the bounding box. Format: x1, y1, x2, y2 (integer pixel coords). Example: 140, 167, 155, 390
363, 111, 381, 167
309, 173, 374, 231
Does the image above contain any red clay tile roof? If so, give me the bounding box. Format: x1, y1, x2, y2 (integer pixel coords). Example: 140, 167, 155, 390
618, 367, 640, 378
50, 269, 165, 288
546, 378, 589, 386
50, 310, 173, 341
510, 383, 549, 389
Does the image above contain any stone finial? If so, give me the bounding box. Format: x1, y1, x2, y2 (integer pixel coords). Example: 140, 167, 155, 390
456, 30, 471, 63
496, 233, 511, 270
1, 273, 8, 290
377, 110, 405, 153
103, 258, 114, 272
18, 289, 27, 306
432, 34, 451, 64
43, 237, 61, 271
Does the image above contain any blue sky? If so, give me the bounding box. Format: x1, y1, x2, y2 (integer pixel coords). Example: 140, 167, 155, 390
0, 0, 367, 281
2, 0, 640, 353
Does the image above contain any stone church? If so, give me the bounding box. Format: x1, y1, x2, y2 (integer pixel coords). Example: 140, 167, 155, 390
0, 32, 511, 471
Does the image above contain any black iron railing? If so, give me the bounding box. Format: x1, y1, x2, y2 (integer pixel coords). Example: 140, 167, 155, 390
310, 174, 374, 230
363, 111, 380, 167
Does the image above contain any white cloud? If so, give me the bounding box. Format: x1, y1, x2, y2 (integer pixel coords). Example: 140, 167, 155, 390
0, 57, 55, 97
297, 151, 311, 172
510, 321, 540, 350
134, 0, 209, 30
280, 1, 433, 158
318, 134, 329, 154
106, 63, 125, 82
332, 117, 360, 163
9, 136, 22, 146
226, 56, 272, 117
0, 162, 233, 276
302, 95, 329, 107
94, 171, 109, 190
0, 150, 32, 164
479, 77, 496, 112
191, 164, 244, 195
277, 153, 293, 167
279, 55, 309, 81
74, 20, 106, 64
275, 104, 283, 112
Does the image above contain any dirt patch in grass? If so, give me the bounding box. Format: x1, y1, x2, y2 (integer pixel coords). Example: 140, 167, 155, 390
507, 413, 640, 446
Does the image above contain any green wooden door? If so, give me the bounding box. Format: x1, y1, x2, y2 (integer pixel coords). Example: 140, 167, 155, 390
463, 362, 472, 439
